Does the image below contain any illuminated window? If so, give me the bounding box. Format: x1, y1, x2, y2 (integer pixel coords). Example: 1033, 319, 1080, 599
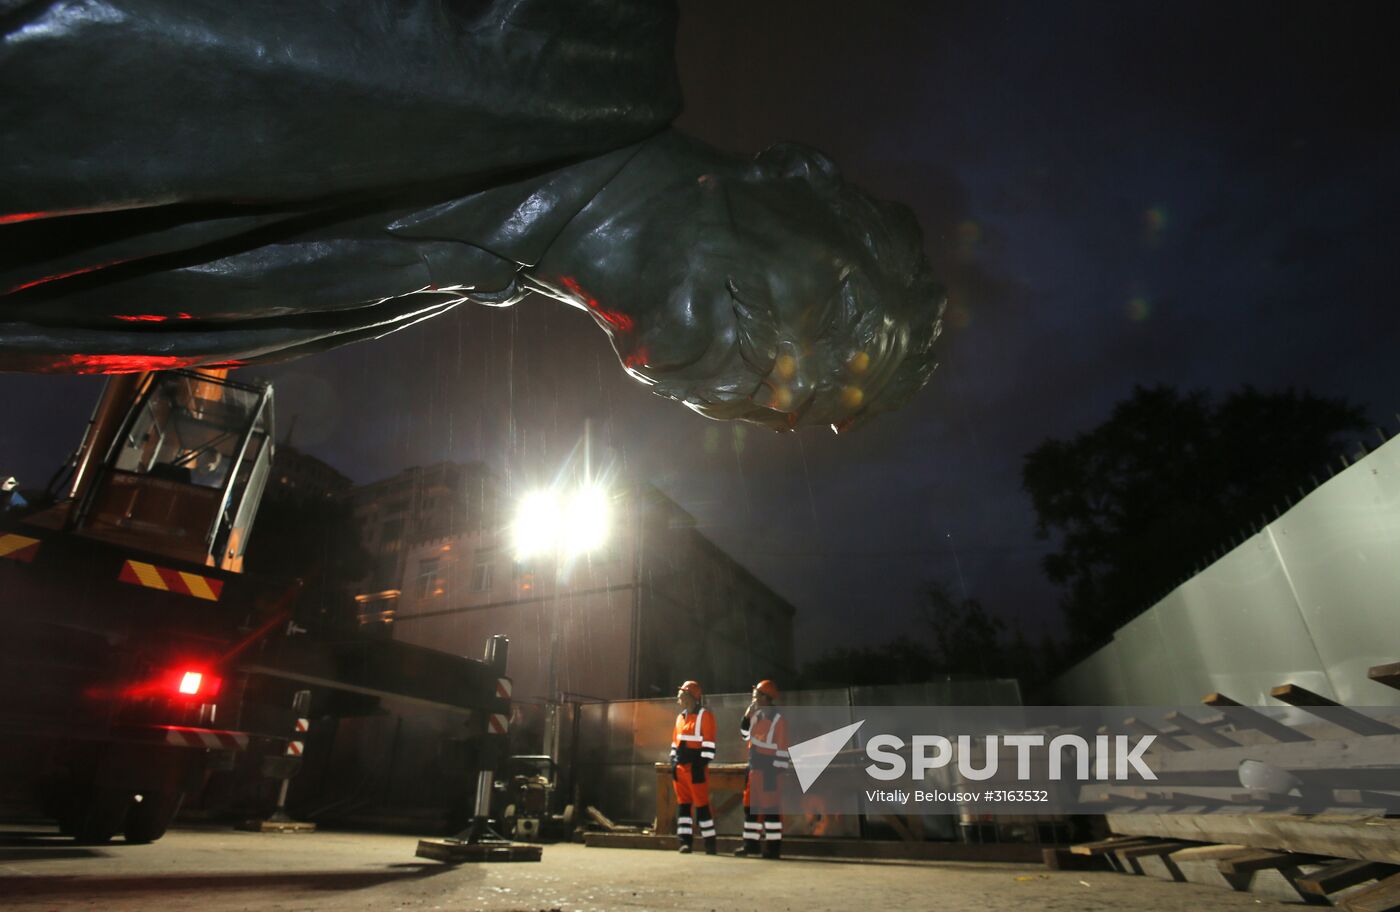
514, 560, 534, 594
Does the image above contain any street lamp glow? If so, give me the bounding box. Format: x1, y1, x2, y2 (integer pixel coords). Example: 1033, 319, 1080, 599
512, 485, 611, 560
563, 485, 610, 555
513, 490, 561, 560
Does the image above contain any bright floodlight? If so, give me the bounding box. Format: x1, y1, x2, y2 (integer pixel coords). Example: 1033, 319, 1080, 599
513, 490, 561, 560
563, 485, 610, 555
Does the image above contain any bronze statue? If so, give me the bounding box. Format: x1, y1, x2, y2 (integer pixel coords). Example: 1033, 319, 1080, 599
1, 0, 943, 432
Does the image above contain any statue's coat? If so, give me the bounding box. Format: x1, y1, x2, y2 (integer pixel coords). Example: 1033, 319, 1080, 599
0, 0, 680, 370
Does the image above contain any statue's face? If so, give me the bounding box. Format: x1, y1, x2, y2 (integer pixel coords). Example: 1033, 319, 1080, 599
599, 172, 938, 433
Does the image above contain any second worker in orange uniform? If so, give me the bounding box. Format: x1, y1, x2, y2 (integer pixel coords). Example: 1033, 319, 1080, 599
736, 679, 790, 858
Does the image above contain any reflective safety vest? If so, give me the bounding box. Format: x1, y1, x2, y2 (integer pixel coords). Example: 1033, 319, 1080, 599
671, 707, 717, 764
741, 707, 790, 769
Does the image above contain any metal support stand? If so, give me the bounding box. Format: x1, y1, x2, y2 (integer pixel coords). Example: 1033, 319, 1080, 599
416, 636, 540, 862
240, 689, 316, 833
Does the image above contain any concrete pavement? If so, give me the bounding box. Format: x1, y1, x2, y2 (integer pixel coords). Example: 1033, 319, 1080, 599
0, 825, 1303, 910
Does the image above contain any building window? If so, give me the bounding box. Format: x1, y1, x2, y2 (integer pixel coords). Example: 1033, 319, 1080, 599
514, 560, 535, 595
416, 557, 442, 599
471, 559, 493, 593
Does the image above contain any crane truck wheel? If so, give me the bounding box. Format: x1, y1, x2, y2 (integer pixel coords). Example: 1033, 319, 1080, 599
61, 786, 132, 844
124, 790, 185, 844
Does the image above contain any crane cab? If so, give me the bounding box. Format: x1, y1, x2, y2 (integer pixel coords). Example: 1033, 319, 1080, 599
52, 370, 274, 572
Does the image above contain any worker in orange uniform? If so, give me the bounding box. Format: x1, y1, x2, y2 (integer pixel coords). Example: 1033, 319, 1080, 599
736, 679, 789, 858
669, 679, 718, 854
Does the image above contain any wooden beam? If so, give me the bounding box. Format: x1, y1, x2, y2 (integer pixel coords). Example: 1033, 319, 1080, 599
1340, 873, 1400, 912
1270, 684, 1400, 737
1042, 847, 1109, 871
1147, 843, 1315, 903
1145, 731, 1400, 776
1169, 844, 1251, 862
1112, 840, 1194, 875
1296, 860, 1394, 897
1202, 693, 1311, 742
1117, 841, 1194, 859
1069, 836, 1157, 856
1369, 662, 1400, 692
1124, 717, 1188, 752
1217, 848, 1321, 875
1164, 711, 1241, 748
1107, 813, 1400, 865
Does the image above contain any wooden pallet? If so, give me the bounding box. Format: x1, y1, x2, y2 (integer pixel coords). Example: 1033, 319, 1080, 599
1339, 873, 1400, 912
414, 839, 542, 863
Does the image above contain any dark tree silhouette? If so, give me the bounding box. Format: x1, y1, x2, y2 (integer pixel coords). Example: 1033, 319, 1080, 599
1023, 384, 1366, 648
800, 580, 1057, 692
922, 580, 1005, 678
800, 634, 936, 688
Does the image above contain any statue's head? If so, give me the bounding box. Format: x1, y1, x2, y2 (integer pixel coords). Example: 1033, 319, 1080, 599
565, 141, 945, 433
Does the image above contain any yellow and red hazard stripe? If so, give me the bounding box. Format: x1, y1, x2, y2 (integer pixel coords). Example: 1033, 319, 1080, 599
0, 532, 41, 563
118, 559, 224, 601
163, 726, 249, 750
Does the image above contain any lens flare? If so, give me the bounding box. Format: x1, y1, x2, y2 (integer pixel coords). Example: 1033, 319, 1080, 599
562, 485, 610, 555
512, 490, 561, 559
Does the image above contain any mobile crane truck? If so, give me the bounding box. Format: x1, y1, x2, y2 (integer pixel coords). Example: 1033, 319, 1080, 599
0, 369, 513, 846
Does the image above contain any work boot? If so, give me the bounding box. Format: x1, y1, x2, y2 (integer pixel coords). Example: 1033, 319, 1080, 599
734, 839, 761, 857
762, 840, 781, 860
678, 843, 692, 854
704, 836, 717, 856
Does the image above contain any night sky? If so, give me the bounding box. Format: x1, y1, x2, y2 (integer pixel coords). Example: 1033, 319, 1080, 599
3, 1, 1397, 661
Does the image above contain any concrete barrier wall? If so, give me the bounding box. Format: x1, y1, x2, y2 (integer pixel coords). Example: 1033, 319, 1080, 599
1053, 435, 1400, 707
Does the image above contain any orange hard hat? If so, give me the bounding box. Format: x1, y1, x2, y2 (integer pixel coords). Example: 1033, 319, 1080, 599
677, 680, 703, 700
754, 680, 780, 700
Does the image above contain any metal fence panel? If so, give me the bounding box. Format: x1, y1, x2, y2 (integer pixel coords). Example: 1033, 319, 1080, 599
1052, 644, 1126, 705
1055, 436, 1400, 707
1269, 444, 1400, 704
1106, 610, 1177, 706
